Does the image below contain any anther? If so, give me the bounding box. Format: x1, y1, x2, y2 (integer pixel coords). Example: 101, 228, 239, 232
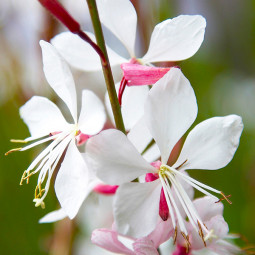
173, 226, 178, 244
197, 220, 206, 247
10, 139, 27, 143
5, 148, 22, 156
176, 159, 188, 170
181, 232, 191, 253
216, 192, 232, 204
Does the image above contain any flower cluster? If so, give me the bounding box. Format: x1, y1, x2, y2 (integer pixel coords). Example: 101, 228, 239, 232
7, 0, 249, 254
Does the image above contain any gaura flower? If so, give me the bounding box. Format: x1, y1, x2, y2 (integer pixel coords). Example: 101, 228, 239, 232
6, 40, 106, 218
51, 0, 206, 72
86, 68, 243, 246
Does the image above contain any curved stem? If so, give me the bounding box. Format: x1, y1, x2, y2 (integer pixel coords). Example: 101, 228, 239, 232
86, 0, 126, 134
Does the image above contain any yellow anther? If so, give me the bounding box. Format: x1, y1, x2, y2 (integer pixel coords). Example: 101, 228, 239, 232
5, 148, 22, 156
197, 220, 206, 247
33, 198, 45, 209
173, 226, 178, 244
10, 139, 27, 143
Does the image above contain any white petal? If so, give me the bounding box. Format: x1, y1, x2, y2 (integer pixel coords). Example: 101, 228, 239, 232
40, 40, 77, 122
55, 141, 93, 219
114, 180, 162, 238
91, 229, 134, 255
97, 0, 137, 57
142, 15, 206, 63
85, 129, 155, 185
127, 118, 160, 163
173, 115, 243, 171
39, 208, 67, 223
20, 96, 69, 138
78, 90, 106, 135
145, 68, 197, 164
193, 196, 223, 222
105, 83, 149, 130
51, 32, 126, 71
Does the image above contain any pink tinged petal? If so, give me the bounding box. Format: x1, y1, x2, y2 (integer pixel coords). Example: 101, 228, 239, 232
127, 118, 160, 163
144, 68, 197, 164
145, 173, 159, 182
193, 196, 223, 222
40, 40, 77, 122
51, 32, 126, 72
85, 129, 155, 185
133, 238, 159, 255
97, 0, 137, 57
105, 84, 149, 130
148, 219, 174, 248
173, 115, 244, 171
114, 180, 162, 238
78, 90, 106, 135
142, 15, 206, 64
20, 96, 69, 138
93, 184, 119, 195
39, 208, 67, 223
91, 229, 134, 255
55, 141, 93, 219
121, 63, 171, 86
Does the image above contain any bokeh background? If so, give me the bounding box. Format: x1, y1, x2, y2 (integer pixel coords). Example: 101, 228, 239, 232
0, 0, 255, 254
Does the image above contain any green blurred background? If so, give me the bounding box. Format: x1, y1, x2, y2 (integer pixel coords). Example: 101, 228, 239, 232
0, 0, 255, 254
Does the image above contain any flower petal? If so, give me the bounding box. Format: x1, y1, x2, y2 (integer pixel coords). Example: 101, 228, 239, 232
39, 208, 67, 223
105, 83, 149, 130
78, 90, 106, 135
91, 229, 134, 255
114, 180, 162, 238
97, 0, 137, 57
51, 32, 126, 71
133, 238, 159, 255
55, 141, 94, 219
193, 196, 223, 222
173, 115, 243, 171
20, 96, 69, 138
145, 68, 197, 164
147, 219, 174, 248
40, 40, 77, 122
142, 15, 206, 63
85, 129, 155, 185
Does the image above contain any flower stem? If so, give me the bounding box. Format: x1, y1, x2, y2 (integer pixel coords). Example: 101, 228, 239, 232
86, 0, 126, 134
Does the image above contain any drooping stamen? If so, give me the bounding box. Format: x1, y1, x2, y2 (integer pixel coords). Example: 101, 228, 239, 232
181, 232, 191, 253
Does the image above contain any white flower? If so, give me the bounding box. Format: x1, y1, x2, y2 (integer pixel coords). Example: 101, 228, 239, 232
86, 68, 243, 244
51, 0, 206, 71
7, 40, 106, 219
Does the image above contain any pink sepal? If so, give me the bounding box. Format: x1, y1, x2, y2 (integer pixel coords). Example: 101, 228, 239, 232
93, 184, 119, 195
76, 132, 91, 146
159, 188, 169, 221
121, 63, 171, 86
